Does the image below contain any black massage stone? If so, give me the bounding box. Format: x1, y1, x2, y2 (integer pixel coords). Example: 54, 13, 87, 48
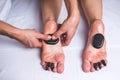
44, 34, 59, 45
92, 33, 104, 49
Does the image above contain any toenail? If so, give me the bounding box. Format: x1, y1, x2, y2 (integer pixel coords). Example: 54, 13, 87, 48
45, 66, 49, 70
92, 33, 104, 49
97, 62, 102, 69
45, 62, 51, 70
93, 63, 98, 70
44, 34, 59, 45
50, 63, 54, 71
101, 60, 106, 66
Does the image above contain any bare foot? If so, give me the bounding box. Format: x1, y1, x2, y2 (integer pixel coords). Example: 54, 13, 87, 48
41, 20, 64, 73
83, 19, 107, 72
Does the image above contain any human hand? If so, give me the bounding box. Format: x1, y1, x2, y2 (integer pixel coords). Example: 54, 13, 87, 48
17, 29, 51, 48
53, 17, 80, 46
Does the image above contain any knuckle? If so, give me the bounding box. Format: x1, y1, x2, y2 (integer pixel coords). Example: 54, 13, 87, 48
65, 42, 69, 46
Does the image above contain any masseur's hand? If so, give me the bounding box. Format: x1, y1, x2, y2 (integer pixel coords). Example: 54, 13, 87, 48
0, 20, 51, 48
17, 29, 51, 48
53, 16, 80, 46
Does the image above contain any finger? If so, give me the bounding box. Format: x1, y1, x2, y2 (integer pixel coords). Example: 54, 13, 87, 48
52, 28, 66, 39
64, 33, 73, 46
60, 33, 67, 46
36, 33, 51, 40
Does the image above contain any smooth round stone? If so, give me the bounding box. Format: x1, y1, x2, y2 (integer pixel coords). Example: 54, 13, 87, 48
92, 33, 104, 49
44, 34, 59, 45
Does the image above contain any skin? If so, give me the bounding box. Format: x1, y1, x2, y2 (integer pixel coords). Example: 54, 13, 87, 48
41, 20, 64, 73
0, 20, 51, 48
41, 0, 107, 73
41, 0, 79, 73
81, 0, 107, 72
52, 0, 80, 46
41, 0, 64, 73
0, 0, 107, 73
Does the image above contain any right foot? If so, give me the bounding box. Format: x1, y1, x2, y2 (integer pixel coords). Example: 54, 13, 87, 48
41, 20, 65, 73
82, 20, 107, 72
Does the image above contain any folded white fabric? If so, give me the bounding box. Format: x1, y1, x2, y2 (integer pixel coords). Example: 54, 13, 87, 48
0, 0, 11, 21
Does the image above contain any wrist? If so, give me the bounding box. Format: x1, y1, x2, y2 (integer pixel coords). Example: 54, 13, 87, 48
9, 28, 23, 40
2, 26, 23, 40
0, 21, 24, 42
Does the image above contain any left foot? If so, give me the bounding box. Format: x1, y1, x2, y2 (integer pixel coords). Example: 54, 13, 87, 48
83, 19, 107, 72
41, 20, 65, 73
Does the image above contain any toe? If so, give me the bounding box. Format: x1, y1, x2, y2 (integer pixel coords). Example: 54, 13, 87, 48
91, 62, 102, 72
97, 62, 102, 69
55, 54, 65, 73
52, 63, 57, 72
57, 62, 64, 73
83, 60, 91, 72
90, 63, 96, 72
41, 61, 46, 70
101, 59, 107, 67
53, 67, 57, 72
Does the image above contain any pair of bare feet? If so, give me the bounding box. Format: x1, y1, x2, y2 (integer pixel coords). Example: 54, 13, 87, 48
41, 19, 107, 73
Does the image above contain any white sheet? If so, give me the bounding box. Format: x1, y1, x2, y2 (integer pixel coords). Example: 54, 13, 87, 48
0, 0, 120, 80
0, 0, 11, 21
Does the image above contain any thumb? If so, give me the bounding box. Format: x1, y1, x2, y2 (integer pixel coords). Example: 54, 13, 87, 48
36, 33, 51, 40
64, 32, 74, 46
53, 28, 66, 39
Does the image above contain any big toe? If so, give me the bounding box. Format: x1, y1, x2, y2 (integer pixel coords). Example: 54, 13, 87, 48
57, 62, 64, 73
83, 60, 91, 72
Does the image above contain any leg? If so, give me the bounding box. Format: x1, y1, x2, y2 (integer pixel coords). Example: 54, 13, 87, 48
41, 0, 61, 24
41, 0, 64, 73
81, 0, 107, 72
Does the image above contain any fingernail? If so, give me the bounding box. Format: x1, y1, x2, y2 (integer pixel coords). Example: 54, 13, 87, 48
48, 36, 51, 39
52, 36, 56, 39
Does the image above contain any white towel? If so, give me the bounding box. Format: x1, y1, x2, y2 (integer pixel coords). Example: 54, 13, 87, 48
0, 0, 11, 21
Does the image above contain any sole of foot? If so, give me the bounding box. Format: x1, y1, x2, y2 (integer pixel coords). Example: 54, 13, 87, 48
41, 20, 65, 73
82, 19, 107, 72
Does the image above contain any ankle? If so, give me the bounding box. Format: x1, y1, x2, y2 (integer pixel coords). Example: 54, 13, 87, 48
91, 19, 104, 27
44, 20, 57, 34
88, 19, 105, 36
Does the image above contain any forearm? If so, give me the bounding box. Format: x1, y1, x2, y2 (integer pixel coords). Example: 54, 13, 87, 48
0, 20, 22, 39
